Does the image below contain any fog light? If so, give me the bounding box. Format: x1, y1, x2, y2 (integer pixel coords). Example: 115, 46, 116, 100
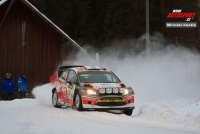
113, 88, 119, 93
106, 88, 112, 94
99, 88, 105, 94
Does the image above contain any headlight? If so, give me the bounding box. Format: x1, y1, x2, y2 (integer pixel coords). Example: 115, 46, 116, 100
124, 88, 129, 95
120, 88, 131, 95
86, 89, 97, 95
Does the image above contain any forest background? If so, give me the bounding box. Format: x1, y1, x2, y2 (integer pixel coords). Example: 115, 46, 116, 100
28, 0, 199, 52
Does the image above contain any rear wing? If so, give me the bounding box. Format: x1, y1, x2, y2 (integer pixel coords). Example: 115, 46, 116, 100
58, 65, 83, 77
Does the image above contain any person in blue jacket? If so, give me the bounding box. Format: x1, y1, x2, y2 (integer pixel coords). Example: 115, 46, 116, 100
1, 73, 15, 100
18, 74, 28, 98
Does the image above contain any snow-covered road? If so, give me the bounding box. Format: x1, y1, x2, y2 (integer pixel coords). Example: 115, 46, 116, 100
0, 83, 199, 134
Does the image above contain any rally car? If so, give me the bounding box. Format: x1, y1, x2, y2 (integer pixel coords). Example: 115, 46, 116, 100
52, 66, 135, 116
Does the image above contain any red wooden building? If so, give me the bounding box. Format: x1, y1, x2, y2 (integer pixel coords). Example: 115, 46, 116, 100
0, 0, 86, 96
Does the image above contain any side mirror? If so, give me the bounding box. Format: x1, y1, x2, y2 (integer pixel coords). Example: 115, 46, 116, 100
80, 82, 84, 87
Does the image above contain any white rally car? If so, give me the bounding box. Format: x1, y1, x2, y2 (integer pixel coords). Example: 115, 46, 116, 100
52, 66, 135, 116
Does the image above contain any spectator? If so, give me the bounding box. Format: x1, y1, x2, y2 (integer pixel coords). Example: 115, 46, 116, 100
1, 73, 15, 100
18, 74, 28, 98
50, 71, 57, 84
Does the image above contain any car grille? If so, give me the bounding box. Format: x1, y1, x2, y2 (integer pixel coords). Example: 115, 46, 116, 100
97, 96, 125, 106
97, 102, 126, 106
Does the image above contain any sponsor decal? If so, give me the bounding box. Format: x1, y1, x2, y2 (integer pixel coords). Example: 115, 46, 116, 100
89, 83, 118, 89
75, 67, 85, 72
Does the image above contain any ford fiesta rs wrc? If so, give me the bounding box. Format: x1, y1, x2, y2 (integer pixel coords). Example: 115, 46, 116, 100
52, 66, 135, 116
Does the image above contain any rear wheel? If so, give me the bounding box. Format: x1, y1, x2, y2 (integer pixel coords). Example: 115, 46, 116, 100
52, 90, 61, 108
124, 109, 133, 116
75, 92, 83, 111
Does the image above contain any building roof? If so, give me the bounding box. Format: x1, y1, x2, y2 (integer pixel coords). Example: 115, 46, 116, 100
0, 0, 87, 53
0, 0, 7, 5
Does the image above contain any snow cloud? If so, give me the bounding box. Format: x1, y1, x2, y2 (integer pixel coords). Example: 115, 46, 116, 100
32, 83, 53, 107
30, 33, 200, 127
72, 33, 200, 104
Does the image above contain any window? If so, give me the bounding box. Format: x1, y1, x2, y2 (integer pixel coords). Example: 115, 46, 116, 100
78, 71, 120, 83
60, 70, 69, 81
67, 71, 77, 84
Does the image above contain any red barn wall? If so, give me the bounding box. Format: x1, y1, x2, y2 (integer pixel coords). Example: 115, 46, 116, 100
0, 0, 72, 96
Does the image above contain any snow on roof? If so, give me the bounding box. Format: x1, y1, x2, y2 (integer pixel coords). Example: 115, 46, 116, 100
0, 0, 86, 53
0, 0, 7, 5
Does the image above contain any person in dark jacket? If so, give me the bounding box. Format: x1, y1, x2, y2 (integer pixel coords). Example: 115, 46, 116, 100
18, 74, 28, 98
1, 73, 15, 100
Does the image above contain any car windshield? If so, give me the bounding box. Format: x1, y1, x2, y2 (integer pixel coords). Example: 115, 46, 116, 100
78, 71, 121, 83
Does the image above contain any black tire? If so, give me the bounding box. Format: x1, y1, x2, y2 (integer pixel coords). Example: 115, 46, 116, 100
75, 92, 83, 111
124, 109, 133, 116
52, 90, 62, 108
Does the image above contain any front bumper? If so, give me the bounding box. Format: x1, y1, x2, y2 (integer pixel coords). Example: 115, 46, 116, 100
81, 95, 135, 111
83, 103, 135, 110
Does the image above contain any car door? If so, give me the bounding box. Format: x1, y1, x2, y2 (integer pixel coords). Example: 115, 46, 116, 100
57, 70, 70, 104
66, 70, 78, 102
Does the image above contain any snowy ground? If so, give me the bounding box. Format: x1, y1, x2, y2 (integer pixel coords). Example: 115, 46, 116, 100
1, 41, 200, 133
0, 83, 199, 134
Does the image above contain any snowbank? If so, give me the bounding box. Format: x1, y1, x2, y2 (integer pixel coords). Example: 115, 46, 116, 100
135, 98, 200, 128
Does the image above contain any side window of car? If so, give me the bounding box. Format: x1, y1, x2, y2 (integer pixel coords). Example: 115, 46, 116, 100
60, 70, 69, 81
67, 71, 77, 84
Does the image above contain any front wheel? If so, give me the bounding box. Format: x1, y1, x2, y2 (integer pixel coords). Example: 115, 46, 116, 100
52, 90, 62, 108
124, 109, 133, 116
75, 92, 83, 111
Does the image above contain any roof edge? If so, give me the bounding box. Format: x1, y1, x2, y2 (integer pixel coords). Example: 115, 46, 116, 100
0, 0, 8, 5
